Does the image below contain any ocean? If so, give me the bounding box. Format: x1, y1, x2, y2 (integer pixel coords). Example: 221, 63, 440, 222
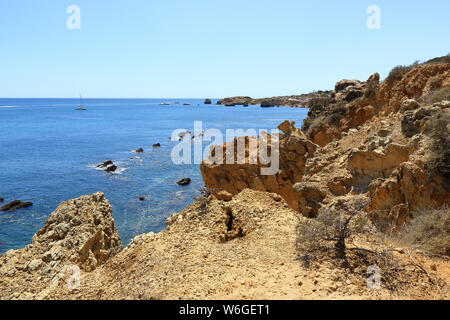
0, 98, 308, 253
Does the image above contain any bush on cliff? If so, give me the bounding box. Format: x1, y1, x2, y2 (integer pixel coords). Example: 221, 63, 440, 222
395, 207, 450, 257
295, 203, 372, 267
426, 111, 450, 183
422, 86, 450, 104
195, 187, 212, 215
385, 61, 420, 83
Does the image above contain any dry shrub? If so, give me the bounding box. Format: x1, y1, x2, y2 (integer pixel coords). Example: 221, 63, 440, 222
295, 205, 374, 268
429, 76, 443, 90
422, 86, 450, 104
327, 102, 347, 124
395, 207, 450, 257
295, 207, 410, 291
426, 111, 450, 183
385, 61, 419, 83
424, 54, 450, 65
195, 187, 212, 215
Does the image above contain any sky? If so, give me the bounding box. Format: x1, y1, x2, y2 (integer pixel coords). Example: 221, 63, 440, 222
0, 0, 449, 98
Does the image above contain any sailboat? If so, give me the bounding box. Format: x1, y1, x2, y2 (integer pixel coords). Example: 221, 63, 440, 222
75, 94, 87, 110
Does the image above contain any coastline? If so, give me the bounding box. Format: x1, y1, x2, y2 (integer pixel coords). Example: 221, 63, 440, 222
0, 58, 449, 300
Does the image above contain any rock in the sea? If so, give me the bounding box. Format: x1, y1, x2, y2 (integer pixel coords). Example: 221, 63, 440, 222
139, 197, 146, 201
0, 198, 3, 202
97, 160, 113, 168
204, 99, 212, 104
135, 148, 144, 153
153, 143, 161, 147
104, 165, 117, 172
260, 99, 277, 108
0, 200, 33, 212
177, 178, 192, 186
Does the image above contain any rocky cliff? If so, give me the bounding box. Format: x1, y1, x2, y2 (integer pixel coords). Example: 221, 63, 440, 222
202, 61, 450, 227
0, 192, 122, 299
1, 58, 449, 300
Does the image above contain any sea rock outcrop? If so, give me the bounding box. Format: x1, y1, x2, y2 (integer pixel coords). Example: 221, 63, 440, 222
217, 96, 253, 106
177, 178, 192, 186
104, 165, 117, 172
0, 200, 33, 212
97, 160, 117, 173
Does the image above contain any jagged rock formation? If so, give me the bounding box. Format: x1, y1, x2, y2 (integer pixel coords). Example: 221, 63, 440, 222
11, 189, 444, 300
202, 61, 450, 226
0, 192, 122, 299
201, 121, 318, 209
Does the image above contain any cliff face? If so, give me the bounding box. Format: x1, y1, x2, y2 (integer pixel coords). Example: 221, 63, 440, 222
303, 63, 450, 147
201, 62, 450, 226
200, 123, 318, 209
0, 192, 122, 299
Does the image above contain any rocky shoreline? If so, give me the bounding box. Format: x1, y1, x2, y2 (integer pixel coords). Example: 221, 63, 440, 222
1, 57, 449, 300
216, 91, 331, 108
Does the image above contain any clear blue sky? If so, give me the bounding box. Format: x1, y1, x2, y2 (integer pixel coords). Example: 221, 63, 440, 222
1, 0, 449, 98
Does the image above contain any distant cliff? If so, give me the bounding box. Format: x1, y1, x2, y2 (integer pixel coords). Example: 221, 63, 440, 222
217, 91, 332, 108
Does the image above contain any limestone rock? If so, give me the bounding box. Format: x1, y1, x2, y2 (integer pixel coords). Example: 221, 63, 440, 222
347, 144, 413, 179
400, 98, 419, 112
335, 79, 361, 93
293, 182, 327, 218
0, 192, 122, 299
214, 190, 233, 201
201, 127, 318, 209
31, 192, 122, 271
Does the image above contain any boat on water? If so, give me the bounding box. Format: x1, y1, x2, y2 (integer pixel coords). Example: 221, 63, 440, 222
75, 94, 86, 110
160, 102, 171, 105
183, 103, 191, 106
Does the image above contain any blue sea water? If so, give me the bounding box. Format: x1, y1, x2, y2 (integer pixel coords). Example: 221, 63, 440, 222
0, 98, 308, 254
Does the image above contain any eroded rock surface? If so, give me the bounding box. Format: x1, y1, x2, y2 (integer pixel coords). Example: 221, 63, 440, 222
0, 192, 122, 299
201, 121, 318, 209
